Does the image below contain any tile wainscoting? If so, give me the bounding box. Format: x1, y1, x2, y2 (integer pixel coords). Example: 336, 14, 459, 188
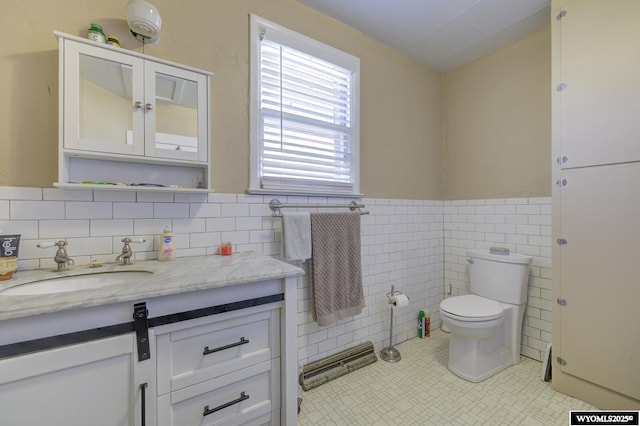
0, 187, 550, 364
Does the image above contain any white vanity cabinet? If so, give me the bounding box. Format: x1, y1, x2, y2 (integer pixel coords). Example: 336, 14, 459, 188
55, 32, 212, 191
0, 332, 156, 426
156, 304, 281, 425
0, 255, 301, 426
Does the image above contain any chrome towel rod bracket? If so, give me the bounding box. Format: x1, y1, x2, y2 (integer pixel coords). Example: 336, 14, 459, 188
268, 198, 369, 217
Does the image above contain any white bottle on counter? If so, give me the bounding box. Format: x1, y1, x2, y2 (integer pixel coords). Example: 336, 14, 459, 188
158, 225, 175, 260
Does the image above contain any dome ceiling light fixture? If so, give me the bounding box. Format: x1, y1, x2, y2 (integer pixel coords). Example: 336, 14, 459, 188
127, 0, 162, 45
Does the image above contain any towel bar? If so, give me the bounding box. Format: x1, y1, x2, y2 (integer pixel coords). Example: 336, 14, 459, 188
268, 198, 369, 217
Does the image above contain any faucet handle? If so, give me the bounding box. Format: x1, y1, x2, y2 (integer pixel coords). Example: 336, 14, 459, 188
37, 241, 58, 249
117, 237, 146, 265
121, 237, 145, 244
38, 239, 72, 271
38, 240, 68, 249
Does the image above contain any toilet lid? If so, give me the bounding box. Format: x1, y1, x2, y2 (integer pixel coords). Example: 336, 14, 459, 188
440, 294, 503, 321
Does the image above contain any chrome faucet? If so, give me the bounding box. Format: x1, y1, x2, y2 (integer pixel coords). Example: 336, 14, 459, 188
116, 237, 145, 265
38, 240, 75, 271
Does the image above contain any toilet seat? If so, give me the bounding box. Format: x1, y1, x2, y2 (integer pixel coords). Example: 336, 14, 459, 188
440, 294, 503, 322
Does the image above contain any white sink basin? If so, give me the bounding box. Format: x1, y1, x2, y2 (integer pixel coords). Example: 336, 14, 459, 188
0, 271, 152, 296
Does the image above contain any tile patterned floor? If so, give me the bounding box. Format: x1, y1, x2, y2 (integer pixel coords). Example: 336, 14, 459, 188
297, 329, 594, 425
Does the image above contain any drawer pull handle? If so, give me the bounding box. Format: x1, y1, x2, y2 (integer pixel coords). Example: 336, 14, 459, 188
139, 383, 148, 426
203, 337, 249, 356
203, 392, 250, 417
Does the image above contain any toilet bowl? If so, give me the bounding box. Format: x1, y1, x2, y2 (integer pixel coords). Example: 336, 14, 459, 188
441, 294, 502, 338
439, 249, 532, 382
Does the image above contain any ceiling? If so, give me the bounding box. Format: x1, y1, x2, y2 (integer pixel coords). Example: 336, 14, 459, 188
296, 0, 551, 72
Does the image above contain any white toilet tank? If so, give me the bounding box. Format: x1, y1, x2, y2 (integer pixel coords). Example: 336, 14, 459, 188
468, 248, 532, 305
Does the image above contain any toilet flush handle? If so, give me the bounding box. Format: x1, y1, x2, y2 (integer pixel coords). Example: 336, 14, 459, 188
466, 257, 474, 264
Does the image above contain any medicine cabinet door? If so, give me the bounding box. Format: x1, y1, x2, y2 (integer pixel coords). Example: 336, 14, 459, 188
143, 62, 208, 163
63, 41, 145, 156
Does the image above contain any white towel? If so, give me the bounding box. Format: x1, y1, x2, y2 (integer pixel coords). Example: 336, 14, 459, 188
281, 212, 311, 261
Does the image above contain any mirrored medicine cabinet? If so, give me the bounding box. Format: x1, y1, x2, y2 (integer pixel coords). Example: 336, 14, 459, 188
55, 32, 212, 192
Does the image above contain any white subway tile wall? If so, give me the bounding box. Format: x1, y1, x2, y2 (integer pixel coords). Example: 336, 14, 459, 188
0, 187, 551, 365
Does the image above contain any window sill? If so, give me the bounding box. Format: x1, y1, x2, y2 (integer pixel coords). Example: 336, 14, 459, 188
246, 188, 362, 199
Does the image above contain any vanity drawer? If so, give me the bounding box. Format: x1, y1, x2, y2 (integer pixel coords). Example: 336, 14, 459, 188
157, 359, 280, 426
156, 305, 280, 394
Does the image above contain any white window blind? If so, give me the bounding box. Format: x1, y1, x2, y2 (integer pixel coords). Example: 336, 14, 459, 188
250, 16, 360, 196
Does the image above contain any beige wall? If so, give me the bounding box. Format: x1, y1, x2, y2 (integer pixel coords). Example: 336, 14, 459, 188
0, 0, 442, 200
443, 27, 551, 200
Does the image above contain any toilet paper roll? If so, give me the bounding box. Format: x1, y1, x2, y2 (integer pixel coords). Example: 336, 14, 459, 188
391, 294, 409, 309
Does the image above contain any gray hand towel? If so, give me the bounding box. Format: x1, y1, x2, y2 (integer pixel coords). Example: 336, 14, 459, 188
309, 212, 364, 327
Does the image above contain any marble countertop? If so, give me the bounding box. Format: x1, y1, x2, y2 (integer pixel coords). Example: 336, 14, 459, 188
0, 252, 304, 322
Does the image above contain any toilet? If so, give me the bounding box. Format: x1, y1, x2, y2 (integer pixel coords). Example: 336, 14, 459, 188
440, 248, 532, 382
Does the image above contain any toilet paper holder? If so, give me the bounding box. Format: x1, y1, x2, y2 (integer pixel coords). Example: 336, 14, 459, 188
386, 286, 409, 307
381, 285, 408, 363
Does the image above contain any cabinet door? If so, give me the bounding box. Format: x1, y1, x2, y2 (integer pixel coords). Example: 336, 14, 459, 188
144, 62, 209, 163
0, 333, 155, 426
558, 0, 640, 168
558, 163, 640, 400
63, 40, 145, 156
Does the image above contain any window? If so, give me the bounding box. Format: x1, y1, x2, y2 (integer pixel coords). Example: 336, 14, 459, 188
249, 15, 360, 196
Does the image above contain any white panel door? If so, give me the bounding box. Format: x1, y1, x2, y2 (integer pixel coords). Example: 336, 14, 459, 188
558, 162, 640, 400
558, 0, 640, 169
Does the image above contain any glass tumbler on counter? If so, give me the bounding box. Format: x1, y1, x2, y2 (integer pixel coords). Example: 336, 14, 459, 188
220, 242, 232, 256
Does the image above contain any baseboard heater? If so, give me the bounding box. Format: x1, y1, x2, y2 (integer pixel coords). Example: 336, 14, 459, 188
299, 341, 377, 391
